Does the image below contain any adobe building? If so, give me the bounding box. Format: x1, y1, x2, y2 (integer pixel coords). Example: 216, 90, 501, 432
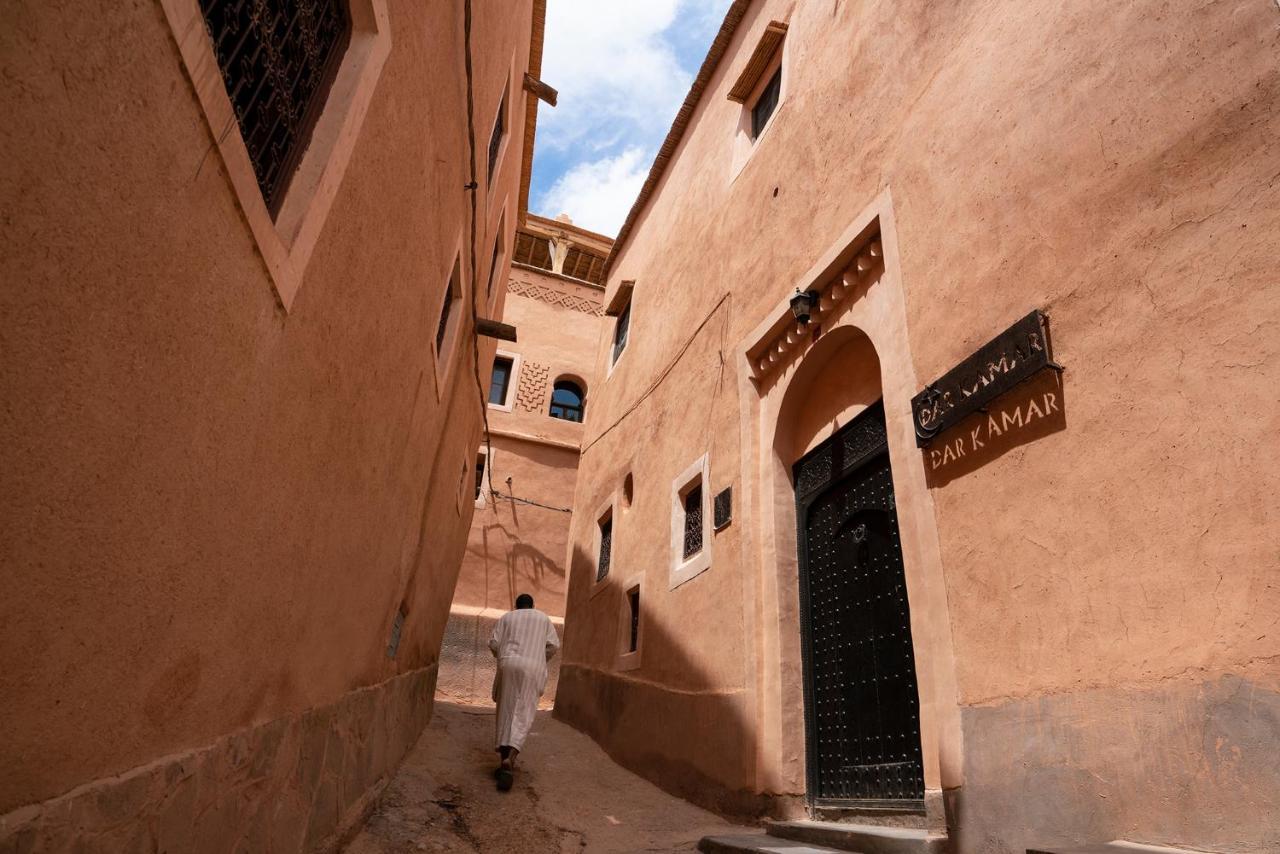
0, 0, 548, 848
555, 2, 1279, 853
437, 213, 611, 706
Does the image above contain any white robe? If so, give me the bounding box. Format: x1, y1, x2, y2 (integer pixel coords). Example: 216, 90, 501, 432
488, 607, 560, 751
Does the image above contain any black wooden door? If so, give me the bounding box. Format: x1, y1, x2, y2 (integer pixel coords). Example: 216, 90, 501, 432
793, 402, 924, 805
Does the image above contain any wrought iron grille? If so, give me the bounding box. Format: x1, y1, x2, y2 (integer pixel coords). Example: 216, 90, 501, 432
682, 484, 703, 559
200, 0, 352, 215
596, 517, 612, 582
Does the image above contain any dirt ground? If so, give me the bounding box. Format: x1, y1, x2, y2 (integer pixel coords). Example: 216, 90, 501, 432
343, 700, 748, 854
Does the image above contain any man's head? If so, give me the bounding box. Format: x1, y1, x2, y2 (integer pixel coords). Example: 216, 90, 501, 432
515, 593, 534, 610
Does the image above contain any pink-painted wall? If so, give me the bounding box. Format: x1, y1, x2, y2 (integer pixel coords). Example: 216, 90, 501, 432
556, 0, 1279, 849
0, 0, 540, 846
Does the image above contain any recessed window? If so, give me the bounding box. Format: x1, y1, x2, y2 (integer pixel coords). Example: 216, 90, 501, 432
751, 66, 782, 138
682, 482, 704, 560
489, 357, 514, 406
626, 586, 640, 653
436, 278, 456, 353
623, 472, 634, 509
486, 216, 506, 297
474, 453, 487, 499
200, 0, 352, 216
597, 513, 613, 582
488, 90, 507, 179
549, 379, 585, 423
612, 300, 631, 365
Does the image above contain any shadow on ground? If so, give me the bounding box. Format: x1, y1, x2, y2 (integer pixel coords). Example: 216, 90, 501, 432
343, 701, 747, 854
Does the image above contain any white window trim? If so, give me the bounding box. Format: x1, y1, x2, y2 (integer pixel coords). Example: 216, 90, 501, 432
616, 575, 643, 672
729, 37, 788, 184
160, 0, 392, 312
488, 349, 521, 413
589, 494, 617, 600
669, 453, 712, 590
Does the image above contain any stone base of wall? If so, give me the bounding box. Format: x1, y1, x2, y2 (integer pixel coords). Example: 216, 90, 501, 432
0, 665, 438, 854
436, 606, 561, 709
951, 673, 1280, 854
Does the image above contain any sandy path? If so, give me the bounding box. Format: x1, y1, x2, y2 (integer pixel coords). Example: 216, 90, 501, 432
344, 700, 747, 854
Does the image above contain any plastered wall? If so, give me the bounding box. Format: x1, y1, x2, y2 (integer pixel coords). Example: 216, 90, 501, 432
0, 0, 537, 844
556, 0, 1279, 848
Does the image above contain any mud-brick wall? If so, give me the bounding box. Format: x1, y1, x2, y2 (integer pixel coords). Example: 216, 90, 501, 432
0, 0, 535, 848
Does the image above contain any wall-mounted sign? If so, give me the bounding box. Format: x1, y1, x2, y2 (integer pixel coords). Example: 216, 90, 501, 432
911, 310, 1060, 447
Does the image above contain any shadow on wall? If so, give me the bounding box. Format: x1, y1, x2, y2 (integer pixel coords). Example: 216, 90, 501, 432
922, 369, 1067, 488
552, 544, 773, 818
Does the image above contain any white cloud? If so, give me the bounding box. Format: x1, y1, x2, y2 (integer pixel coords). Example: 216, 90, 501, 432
533, 0, 734, 234
538, 147, 649, 236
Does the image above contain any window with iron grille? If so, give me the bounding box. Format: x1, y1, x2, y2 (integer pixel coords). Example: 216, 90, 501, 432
488, 91, 506, 178
612, 300, 630, 365
489, 357, 513, 405
512, 231, 553, 270
597, 515, 613, 582
199, 0, 353, 216
682, 483, 703, 559
751, 66, 782, 138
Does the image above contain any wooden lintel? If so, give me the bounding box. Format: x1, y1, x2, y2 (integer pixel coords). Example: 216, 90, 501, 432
522, 73, 558, 107
477, 318, 517, 342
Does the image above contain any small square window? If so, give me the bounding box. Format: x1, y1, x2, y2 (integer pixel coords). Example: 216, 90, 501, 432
597, 514, 613, 582
612, 300, 631, 365
489, 357, 513, 406
751, 67, 782, 138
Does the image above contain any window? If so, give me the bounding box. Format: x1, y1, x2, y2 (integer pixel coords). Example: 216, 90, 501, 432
597, 514, 613, 582
436, 284, 454, 352
612, 300, 631, 365
486, 235, 503, 296
200, 0, 352, 215
489, 357, 513, 405
488, 90, 506, 178
474, 453, 486, 499
751, 66, 782, 138
682, 483, 704, 559
549, 379, 585, 423
626, 586, 640, 653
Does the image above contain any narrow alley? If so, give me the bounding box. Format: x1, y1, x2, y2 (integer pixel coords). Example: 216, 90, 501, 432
344, 702, 744, 854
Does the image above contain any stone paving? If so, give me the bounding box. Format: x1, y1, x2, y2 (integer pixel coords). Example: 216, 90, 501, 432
344, 700, 748, 854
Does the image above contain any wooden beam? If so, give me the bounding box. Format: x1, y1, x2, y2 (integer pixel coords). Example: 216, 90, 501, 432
477, 318, 517, 342
522, 73, 558, 107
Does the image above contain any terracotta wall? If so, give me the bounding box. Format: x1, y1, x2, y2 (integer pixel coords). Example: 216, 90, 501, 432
0, 0, 536, 848
437, 262, 607, 705
557, 0, 1279, 849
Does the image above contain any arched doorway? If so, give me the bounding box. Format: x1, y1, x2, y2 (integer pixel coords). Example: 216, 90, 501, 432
794, 401, 924, 805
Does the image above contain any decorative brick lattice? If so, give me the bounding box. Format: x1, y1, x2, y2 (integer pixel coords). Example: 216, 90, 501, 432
507, 279, 604, 316
517, 362, 550, 412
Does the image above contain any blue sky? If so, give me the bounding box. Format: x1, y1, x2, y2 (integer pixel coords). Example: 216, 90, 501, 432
530, 0, 735, 237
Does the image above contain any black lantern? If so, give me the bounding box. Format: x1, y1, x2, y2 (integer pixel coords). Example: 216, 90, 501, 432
789, 289, 819, 325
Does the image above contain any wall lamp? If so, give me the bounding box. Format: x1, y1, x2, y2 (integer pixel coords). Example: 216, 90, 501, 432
789, 289, 820, 325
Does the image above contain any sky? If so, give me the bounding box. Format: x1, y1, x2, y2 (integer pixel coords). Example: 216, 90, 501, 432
529, 0, 735, 237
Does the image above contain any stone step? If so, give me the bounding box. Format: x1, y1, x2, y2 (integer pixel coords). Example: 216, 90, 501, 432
697, 834, 853, 854
765, 821, 948, 854
1027, 844, 1223, 854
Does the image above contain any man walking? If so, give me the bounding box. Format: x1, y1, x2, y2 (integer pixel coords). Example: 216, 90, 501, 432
488, 593, 560, 790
